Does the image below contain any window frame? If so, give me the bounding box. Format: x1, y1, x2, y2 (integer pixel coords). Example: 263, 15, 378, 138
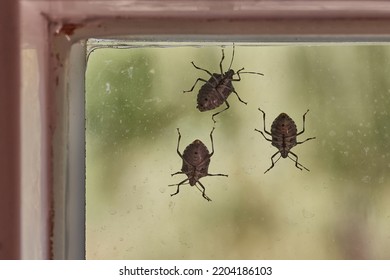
13, 0, 390, 259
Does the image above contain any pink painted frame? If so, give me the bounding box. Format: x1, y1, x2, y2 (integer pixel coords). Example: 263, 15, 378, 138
3, 0, 390, 259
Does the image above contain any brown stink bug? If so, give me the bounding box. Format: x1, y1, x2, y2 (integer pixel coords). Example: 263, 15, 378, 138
183, 45, 264, 123
169, 127, 228, 201
255, 108, 316, 173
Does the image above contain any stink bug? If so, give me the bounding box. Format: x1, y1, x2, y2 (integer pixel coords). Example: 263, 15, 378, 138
169, 127, 228, 201
255, 108, 316, 173
184, 45, 264, 123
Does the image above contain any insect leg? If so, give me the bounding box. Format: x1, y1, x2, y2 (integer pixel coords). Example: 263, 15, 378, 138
183, 78, 209, 93
196, 181, 212, 201
255, 128, 272, 142
295, 109, 316, 143
288, 151, 310, 171
297, 109, 310, 136
206, 173, 228, 177
264, 151, 281, 174
175, 128, 184, 160
209, 126, 216, 156
232, 89, 248, 105
211, 100, 230, 123
207, 127, 228, 177
296, 136, 316, 145
256, 108, 272, 137
171, 171, 185, 177
190, 61, 214, 77
232, 68, 245, 82
169, 178, 189, 197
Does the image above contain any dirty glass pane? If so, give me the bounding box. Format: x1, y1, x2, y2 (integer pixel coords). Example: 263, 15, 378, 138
86, 41, 390, 259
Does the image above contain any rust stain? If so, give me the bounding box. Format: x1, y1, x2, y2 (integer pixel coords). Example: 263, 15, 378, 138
54, 53, 64, 68
58, 23, 83, 36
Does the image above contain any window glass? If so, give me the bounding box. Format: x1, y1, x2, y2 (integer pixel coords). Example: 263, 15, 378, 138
86, 42, 390, 259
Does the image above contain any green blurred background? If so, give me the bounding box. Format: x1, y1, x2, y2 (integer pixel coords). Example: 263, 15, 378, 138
86, 43, 390, 259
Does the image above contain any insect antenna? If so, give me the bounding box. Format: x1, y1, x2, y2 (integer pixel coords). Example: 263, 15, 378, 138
237, 68, 264, 76
239, 70, 264, 76
231, 44, 264, 76
227, 43, 235, 71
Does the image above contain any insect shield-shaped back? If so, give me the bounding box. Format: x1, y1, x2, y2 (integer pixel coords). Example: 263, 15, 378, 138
181, 139, 211, 186
169, 127, 228, 201
184, 45, 264, 123
196, 70, 235, 112
271, 113, 298, 158
255, 108, 316, 173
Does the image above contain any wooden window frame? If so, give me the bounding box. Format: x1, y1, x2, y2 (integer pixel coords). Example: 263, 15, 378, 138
2, 0, 390, 259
